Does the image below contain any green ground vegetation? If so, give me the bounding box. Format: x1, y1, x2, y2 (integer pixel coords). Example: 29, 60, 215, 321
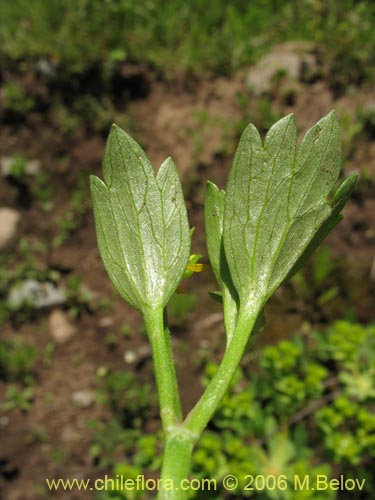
95, 320, 375, 499
1, 0, 374, 83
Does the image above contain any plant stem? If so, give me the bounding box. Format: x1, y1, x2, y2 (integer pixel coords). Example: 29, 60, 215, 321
144, 306, 182, 429
158, 427, 196, 500
145, 305, 258, 500
145, 307, 195, 500
184, 308, 257, 436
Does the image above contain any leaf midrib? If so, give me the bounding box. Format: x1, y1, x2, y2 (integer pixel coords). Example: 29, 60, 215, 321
249, 118, 292, 285
113, 133, 162, 304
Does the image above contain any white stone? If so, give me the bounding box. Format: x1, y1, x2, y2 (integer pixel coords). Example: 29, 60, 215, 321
0, 416, 9, 426
1, 157, 41, 176
0, 207, 21, 250
71, 390, 96, 408
124, 350, 136, 364
48, 309, 76, 344
246, 42, 317, 95
7, 279, 66, 309
98, 316, 114, 328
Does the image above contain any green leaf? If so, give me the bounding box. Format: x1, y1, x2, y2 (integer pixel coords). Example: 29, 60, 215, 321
223, 111, 353, 312
205, 181, 238, 343
208, 291, 223, 303
285, 174, 357, 283
90, 125, 190, 312
205, 181, 225, 286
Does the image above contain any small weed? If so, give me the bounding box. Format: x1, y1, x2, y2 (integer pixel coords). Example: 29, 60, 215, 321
50, 101, 81, 137
105, 332, 119, 348
3, 81, 36, 115
3, 385, 34, 412
49, 447, 70, 466
88, 418, 140, 469
54, 173, 90, 247
44, 392, 54, 408
358, 104, 375, 140
167, 293, 197, 326
97, 370, 156, 428
71, 352, 85, 367
43, 342, 56, 368
65, 274, 95, 316
2, 155, 28, 179
290, 246, 341, 316
120, 323, 134, 338
26, 426, 49, 445
256, 97, 283, 133
0, 337, 37, 384
32, 172, 53, 211
340, 113, 363, 158
235, 94, 282, 136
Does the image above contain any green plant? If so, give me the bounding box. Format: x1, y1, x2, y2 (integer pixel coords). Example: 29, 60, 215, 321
54, 172, 90, 246
26, 426, 49, 445
90, 371, 158, 469
32, 172, 53, 211
193, 321, 375, 499
89, 418, 140, 469
91, 111, 356, 499
2, 155, 28, 179
290, 246, 341, 313
0, 258, 10, 325
98, 321, 374, 499
65, 274, 98, 316
167, 293, 197, 326
339, 113, 363, 159
97, 370, 156, 427
255, 97, 283, 133
2, 81, 36, 114
1, 1, 374, 82
0, 337, 37, 384
3, 384, 34, 412
359, 105, 375, 139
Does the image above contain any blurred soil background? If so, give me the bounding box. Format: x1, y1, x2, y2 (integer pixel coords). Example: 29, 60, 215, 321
0, 1, 374, 499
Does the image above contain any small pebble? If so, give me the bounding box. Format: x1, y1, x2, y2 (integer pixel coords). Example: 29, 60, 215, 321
124, 350, 136, 364
0, 207, 21, 250
98, 316, 114, 328
48, 309, 76, 344
71, 390, 96, 409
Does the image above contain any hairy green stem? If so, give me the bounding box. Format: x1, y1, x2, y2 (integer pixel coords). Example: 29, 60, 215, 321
145, 307, 195, 500
158, 428, 196, 500
184, 308, 258, 436
145, 305, 258, 500
144, 307, 182, 429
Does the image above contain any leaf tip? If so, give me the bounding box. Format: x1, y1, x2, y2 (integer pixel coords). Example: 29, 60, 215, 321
107, 123, 124, 144
265, 112, 297, 143
90, 174, 103, 188
332, 173, 358, 213
108, 122, 134, 145
321, 109, 339, 128
158, 156, 175, 174
206, 180, 219, 192
327, 109, 337, 119
110, 122, 122, 133
283, 112, 296, 122
90, 175, 108, 199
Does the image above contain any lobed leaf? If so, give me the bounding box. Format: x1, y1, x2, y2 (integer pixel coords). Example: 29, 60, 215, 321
90, 125, 190, 312
222, 111, 356, 312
